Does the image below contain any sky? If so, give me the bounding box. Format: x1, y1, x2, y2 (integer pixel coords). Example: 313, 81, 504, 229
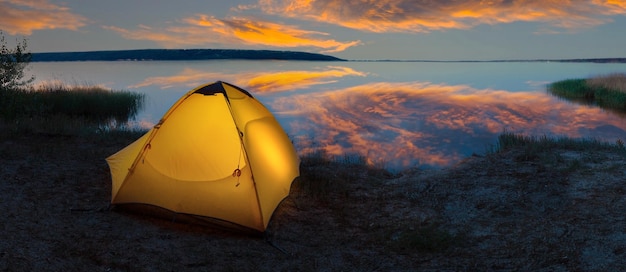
1, 0, 626, 60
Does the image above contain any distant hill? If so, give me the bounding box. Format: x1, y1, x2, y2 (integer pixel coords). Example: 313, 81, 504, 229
544, 58, 626, 63
465, 58, 626, 63
354, 58, 626, 63
31, 49, 346, 62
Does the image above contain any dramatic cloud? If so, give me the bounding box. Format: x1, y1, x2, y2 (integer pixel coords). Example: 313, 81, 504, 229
0, 0, 87, 35
104, 14, 360, 53
129, 66, 366, 93
270, 81, 626, 169
257, 0, 626, 33
602, 0, 626, 13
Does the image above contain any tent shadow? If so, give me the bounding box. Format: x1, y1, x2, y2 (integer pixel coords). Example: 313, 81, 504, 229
110, 203, 266, 238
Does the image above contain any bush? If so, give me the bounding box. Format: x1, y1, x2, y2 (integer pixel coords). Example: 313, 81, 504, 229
0, 31, 34, 91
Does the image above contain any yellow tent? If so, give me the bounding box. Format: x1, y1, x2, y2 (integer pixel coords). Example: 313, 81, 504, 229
106, 81, 300, 232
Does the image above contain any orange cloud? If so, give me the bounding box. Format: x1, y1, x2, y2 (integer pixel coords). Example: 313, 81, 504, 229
600, 0, 626, 13
270, 81, 626, 169
257, 0, 626, 33
0, 0, 87, 35
104, 14, 360, 53
129, 66, 366, 93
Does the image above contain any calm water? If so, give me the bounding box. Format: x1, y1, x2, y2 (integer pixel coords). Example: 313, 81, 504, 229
29, 60, 626, 170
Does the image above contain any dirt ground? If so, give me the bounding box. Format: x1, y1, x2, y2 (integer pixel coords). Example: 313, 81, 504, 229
1, 133, 625, 271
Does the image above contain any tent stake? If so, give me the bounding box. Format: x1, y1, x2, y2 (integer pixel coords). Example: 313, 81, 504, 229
266, 239, 289, 255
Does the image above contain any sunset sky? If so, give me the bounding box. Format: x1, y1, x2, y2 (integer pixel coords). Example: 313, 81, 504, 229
2, 0, 625, 60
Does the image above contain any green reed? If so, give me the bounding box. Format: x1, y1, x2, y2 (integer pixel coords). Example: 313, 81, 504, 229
548, 74, 626, 112
1, 83, 144, 136
1, 83, 144, 124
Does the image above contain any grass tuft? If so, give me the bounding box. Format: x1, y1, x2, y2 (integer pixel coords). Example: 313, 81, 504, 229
586, 73, 626, 94
492, 130, 625, 155
388, 223, 461, 253
547, 78, 594, 100
548, 73, 626, 112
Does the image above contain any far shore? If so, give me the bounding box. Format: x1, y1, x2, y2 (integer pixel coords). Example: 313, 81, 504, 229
31, 49, 626, 63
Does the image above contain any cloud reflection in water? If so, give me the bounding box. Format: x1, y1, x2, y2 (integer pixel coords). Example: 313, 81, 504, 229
130, 66, 365, 92
270, 81, 626, 170
128, 66, 626, 170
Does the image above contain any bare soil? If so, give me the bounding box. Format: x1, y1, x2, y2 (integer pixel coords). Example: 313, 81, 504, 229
1, 133, 625, 271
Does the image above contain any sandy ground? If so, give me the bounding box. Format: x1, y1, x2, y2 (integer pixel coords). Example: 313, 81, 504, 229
1, 133, 625, 271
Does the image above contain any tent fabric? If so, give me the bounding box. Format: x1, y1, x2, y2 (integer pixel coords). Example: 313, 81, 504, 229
106, 81, 300, 232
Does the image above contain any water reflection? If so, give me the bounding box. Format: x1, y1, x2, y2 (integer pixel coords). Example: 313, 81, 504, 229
129, 68, 227, 89
269, 81, 626, 169
30, 61, 626, 170
246, 66, 366, 93
130, 66, 366, 93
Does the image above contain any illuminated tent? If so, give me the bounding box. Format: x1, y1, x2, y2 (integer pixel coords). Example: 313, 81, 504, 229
106, 81, 300, 232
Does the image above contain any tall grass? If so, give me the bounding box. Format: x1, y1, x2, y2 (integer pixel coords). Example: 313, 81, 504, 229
586, 73, 626, 109
35, 83, 144, 122
587, 73, 626, 94
547, 73, 626, 112
547, 79, 594, 100
0, 83, 145, 135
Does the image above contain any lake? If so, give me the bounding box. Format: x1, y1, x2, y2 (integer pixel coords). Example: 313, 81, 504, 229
29, 60, 626, 170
